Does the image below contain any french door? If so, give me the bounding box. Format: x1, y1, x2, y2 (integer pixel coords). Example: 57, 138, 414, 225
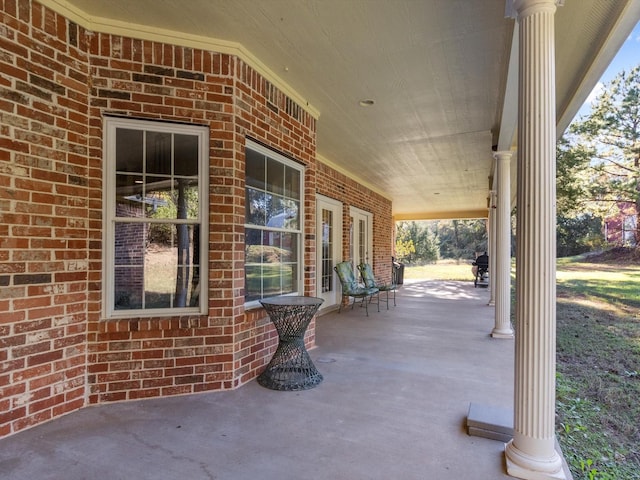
316, 195, 342, 309
349, 206, 373, 272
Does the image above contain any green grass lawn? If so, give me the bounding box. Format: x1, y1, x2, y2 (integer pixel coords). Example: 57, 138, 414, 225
403, 259, 475, 281
556, 256, 640, 480
405, 255, 640, 479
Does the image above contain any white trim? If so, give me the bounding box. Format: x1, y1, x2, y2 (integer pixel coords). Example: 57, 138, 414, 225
102, 116, 209, 319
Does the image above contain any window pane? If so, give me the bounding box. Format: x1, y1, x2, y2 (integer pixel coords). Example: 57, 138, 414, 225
245, 265, 262, 302
266, 157, 285, 195
180, 181, 199, 220
143, 176, 170, 217
146, 131, 172, 175
114, 266, 143, 309
116, 174, 145, 218
144, 225, 199, 309
174, 224, 196, 307
174, 134, 198, 176
262, 263, 282, 297
267, 196, 298, 230
246, 189, 267, 226
246, 149, 265, 190
278, 232, 298, 263
245, 228, 263, 260
281, 263, 297, 295
114, 222, 145, 309
116, 128, 143, 173
285, 167, 300, 200
114, 222, 146, 265
144, 242, 176, 309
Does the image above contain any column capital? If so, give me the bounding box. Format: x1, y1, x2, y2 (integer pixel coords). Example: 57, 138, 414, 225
507, 0, 563, 19
493, 150, 513, 161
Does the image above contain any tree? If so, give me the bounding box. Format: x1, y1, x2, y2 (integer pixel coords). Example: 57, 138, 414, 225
568, 65, 640, 242
435, 219, 487, 261
555, 137, 607, 256
395, 221, 439, 264
556, 213, 604, 257
395, 222, 417, 263
556, 135, 592, 216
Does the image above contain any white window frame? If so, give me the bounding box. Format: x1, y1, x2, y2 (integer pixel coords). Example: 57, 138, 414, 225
244, 139, 304, 309
102, 116, 209, 319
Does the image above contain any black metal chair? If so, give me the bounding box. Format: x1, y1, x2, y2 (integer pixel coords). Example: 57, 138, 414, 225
472, 254, 489, 288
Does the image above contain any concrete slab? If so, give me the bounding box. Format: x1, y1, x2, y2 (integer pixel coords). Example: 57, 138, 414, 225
0, 279, 517, 480
467, 403, 514, 442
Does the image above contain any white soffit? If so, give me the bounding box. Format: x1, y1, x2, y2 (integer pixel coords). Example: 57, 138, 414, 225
40, 0, 640, 219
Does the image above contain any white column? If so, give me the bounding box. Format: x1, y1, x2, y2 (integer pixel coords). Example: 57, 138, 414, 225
492, 152, 514, 338
488, 190, 497, 306
505, 1, 565, 479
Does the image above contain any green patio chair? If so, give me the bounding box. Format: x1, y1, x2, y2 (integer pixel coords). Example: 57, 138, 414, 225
334, 261, 379, 316
357, 263, 397, 309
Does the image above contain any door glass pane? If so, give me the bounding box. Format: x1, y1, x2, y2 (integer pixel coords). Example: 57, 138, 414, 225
321, 208, 333, 293
359, 219, 366, 262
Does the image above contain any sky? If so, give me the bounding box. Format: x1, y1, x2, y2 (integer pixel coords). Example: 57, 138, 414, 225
577, 20, 640, 120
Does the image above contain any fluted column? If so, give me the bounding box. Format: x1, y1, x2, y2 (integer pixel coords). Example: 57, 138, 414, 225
488, 190, 497, 306
492, 152, 514, 338
505, 0, 565, 479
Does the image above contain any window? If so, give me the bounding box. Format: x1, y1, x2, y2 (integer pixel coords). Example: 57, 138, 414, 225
244, 140, 303, 304
103, 117, 208, 318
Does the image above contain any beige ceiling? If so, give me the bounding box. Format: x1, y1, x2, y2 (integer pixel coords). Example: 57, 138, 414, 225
46, 0, 640, 219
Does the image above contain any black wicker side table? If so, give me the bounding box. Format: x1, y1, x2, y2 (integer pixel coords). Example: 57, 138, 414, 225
258, 296, 324, 391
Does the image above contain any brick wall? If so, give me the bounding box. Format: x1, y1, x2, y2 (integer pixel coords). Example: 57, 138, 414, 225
0, 0, 90, 437
84, 28, 320, 399
0, 0, 392, 438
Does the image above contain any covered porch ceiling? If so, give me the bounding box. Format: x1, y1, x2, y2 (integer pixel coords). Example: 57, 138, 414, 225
48, 0, 640, 220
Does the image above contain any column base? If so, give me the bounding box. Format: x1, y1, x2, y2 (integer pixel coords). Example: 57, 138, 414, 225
488, 300, 495, 306
491, 327, 514, 338
505, 439, 566, 480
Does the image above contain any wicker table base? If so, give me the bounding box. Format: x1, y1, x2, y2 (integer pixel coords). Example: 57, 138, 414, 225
258, 296, 324, 391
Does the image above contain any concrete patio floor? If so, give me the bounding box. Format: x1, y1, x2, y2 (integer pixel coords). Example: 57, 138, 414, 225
0, 279, 517, 480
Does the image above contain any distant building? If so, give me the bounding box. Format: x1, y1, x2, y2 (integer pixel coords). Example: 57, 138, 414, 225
604, 202, 638, 246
